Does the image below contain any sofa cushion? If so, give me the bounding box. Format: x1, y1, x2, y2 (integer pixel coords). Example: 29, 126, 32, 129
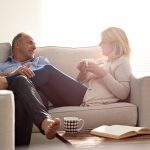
36, 46, 103, 79
0, 43, 11, 63
48, 103, 137, 130
32, 102, 137, 132
130, 75, 150, 127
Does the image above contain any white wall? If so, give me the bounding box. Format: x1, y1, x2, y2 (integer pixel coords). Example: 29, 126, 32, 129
0, 0, 42, 44
0, 0, 150, 49
0, 0, 150, 76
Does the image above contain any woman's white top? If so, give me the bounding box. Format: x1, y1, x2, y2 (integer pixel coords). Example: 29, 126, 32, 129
82, 56, 132, 106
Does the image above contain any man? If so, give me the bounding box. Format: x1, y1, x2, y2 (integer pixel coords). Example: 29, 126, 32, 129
0, 32, 49, 81
0, 32, 86, 106
0, 32, 86, 147
0, 33, 61, 148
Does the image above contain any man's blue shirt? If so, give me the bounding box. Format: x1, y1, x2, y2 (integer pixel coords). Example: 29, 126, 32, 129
0, 56, 50, 73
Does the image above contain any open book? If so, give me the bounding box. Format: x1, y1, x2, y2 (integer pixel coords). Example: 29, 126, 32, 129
90, 125, 150, 139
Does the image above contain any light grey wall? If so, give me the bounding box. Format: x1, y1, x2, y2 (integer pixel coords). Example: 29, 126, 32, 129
0, 0, 42, 45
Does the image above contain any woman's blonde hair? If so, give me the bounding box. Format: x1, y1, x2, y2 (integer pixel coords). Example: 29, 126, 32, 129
101, 27, 131, 59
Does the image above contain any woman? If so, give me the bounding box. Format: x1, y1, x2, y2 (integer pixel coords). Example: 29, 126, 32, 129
77, 27, 132, 106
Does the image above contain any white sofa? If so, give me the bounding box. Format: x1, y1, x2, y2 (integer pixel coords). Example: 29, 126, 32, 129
1, 43, 150, 149
0, 90, 15, 150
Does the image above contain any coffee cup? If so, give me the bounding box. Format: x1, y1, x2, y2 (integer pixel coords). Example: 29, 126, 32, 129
64, 117, 84, 133
83, 58, 104, 67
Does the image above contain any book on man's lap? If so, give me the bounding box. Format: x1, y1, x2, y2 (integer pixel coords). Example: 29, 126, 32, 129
90, 125, 150, 139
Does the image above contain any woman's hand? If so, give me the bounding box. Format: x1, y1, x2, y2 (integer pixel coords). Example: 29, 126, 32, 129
77, 60, 87, 72
86, 61, 107, 78
76, 60, 87, 82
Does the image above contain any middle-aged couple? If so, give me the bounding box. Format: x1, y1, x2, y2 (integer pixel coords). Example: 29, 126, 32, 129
0, 26, 132, 148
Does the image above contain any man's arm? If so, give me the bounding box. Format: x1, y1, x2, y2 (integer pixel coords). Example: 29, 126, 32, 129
0, 72, 12, 76
0, 65, 35, 78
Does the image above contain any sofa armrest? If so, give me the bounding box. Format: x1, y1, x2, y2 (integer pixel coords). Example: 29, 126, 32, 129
130, 75, 150, 127
0, 90, 15, 150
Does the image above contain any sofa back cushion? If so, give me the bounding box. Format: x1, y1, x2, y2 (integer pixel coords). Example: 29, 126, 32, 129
0, 43, 11, 63
0, 43, 103, 79
36, 46, 103, 78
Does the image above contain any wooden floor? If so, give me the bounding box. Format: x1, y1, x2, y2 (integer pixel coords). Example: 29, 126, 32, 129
56, 130, 150, 150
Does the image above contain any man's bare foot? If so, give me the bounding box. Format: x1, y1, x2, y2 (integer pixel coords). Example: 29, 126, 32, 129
0, 76, 8, 90
41, 118, 61, 139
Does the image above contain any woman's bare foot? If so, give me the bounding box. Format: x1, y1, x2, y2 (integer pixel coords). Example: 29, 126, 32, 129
41, 118, 61, 139
0, 76, 8, 90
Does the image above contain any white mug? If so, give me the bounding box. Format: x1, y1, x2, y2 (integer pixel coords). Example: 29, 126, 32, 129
83, 58, 104, 67
64, 117, 84, 133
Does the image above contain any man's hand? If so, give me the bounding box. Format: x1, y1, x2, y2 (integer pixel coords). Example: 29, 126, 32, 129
12, 66, 35, 78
